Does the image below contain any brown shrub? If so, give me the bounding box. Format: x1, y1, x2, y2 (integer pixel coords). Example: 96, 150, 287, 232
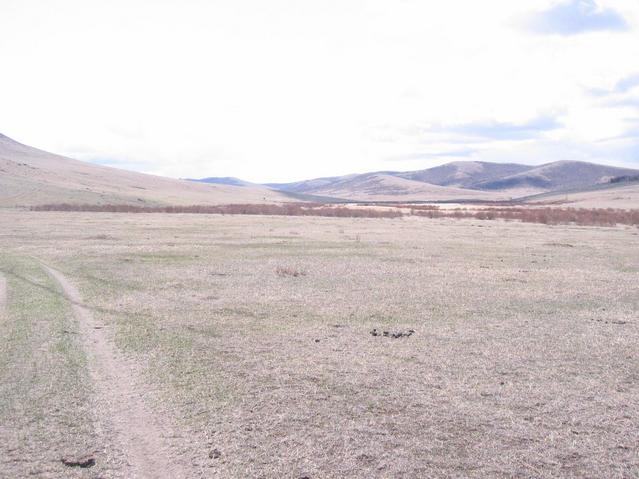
413, 209, 444, 219
411, 206, 639, 226
394, 204, 441, 211
470, 207, 639, 227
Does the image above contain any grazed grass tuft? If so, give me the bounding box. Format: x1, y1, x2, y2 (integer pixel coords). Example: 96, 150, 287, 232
275, 266, 307, 277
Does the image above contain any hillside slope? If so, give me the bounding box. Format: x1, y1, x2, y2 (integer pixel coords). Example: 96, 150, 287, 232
185, 177, 254, 187
476, 161, 639, 193
396, 161, 532, 188
0, 134, 290, 207
264, 160, 639, 201
523, 181, 639, 209
290, 173, 506, 201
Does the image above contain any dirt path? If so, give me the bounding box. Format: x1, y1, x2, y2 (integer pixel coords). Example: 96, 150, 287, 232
0, 273, 6, 316
43, 265, 188, 479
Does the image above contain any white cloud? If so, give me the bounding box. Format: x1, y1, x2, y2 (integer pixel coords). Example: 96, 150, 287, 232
0, 0, 638, 182
526, 0, 629, 35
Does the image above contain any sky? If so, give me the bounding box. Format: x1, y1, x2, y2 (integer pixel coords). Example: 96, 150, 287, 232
1, 0, 639, 183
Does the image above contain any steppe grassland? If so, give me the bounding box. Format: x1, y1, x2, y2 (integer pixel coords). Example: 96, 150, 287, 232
0, 254, 105, 477
0, 209, 637, 478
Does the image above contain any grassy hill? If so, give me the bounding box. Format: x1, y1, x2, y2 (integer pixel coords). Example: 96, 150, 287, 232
0, 133, 290, 207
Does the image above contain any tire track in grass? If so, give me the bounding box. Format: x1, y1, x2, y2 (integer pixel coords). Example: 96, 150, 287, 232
0, 273, 5, 316
43, 264, 187, 479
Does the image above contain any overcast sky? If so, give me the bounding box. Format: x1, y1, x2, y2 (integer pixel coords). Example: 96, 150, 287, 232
1, 0, 639, 182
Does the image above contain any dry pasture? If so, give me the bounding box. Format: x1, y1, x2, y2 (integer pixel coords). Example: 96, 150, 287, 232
0, 209, 637, 478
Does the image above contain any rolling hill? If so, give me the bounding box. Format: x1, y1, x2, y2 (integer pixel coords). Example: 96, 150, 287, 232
0, 133, 290, 207
262, 160, 639, 201
4, 131, 637, 206
185, 177, 254, 187
396, 161, 532, 188
522, 179, 639, 209
473, 161, 639, 193
270, 173, 506, 202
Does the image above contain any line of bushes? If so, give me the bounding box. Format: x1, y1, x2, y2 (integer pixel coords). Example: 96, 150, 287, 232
31, 203, 403, 218
413, 207, 639, 226
30, 203, 639, 226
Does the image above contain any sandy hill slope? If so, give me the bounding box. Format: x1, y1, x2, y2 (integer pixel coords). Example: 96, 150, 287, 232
0, 133, 290, 207
286, 172, 507, 202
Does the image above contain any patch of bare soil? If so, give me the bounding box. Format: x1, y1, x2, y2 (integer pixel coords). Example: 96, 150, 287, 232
0, 273, 5, 316
43, 265, 188, 478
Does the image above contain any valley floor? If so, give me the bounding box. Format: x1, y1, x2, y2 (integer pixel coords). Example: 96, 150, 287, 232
0, 210, 637, 478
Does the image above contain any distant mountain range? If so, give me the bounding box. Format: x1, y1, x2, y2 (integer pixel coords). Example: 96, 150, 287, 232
184, 176, 253, 187
191, 160, 639, 202
2, 131, 637, 207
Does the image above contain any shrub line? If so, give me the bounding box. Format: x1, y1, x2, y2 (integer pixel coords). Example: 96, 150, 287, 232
30, 203, 402, 218
30, 203, 639, 226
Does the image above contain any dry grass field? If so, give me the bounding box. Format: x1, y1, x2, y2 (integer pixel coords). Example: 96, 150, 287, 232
529, 184, 639, 209
0, 209, 638, 478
